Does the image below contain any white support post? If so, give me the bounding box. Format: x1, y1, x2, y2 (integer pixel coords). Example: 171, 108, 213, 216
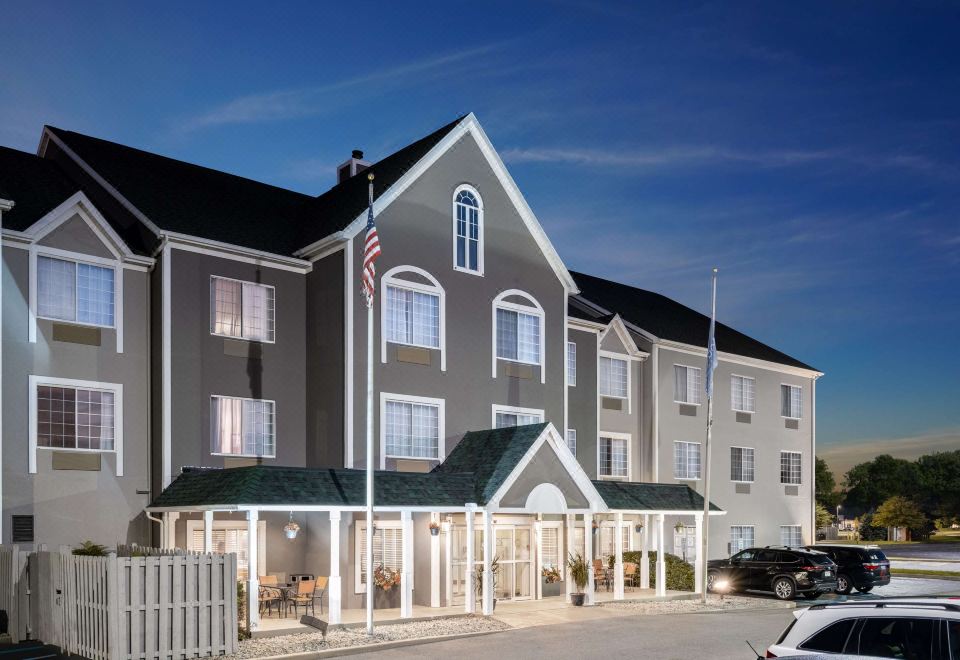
329, 511, 342, 624
444, 519, 453, 606
656, 513, 666, 597
482, 509, 494, 615
247, 509, 260, 630
584, 512, 595, 605
401, 510, 413, 618
565, 514, 575, 603
614, 513, 624, 600
430, 513, 441, 607
465, 506, 475, 614
535, 517, 543, 600
202, 511, 213, 553
640, 514, 650, 589
165, 512, 180, 549
694, 513, 704, 595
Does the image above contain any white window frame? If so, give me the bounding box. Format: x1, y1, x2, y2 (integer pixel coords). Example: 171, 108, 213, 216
452, 184, 484, 276
186, 519, 266, 579
355, 520, 404, 593
491, 404, 544, 429
209, 275, 276, 343
210, 394, 277, 459
597, 519, 635, 557
599, 351, 631, 412
730, 374, 755, 413
597, 431, 631, 480
34, 251, 118, 330
380, 392, 445, 468
492, 290, 546, 383
673, 364, 702, 405
730, 446, 755, 483
567, 341, 577, 386
380, 266, 446, 371
540, 521, 565, 573
673, 440, 701, 481
28, 375, 124, 475
780, 524, 803, 547
565, 428, 577, 456
780, 450, 802, 485
729, 525, 755, 555
780, 383, 803, 419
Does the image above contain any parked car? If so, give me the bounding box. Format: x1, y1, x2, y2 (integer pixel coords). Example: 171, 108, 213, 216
766, 599, 960, 658
708, 546, 838, 601
806, 544, 891, 595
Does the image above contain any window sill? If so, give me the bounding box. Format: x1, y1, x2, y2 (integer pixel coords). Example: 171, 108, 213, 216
38, 316, 114, 331
385, 455, 439, 462
781, 416, 802, 421
211, 332, 275, 345
780, 482, 802, 487
673, 401, 701, 407
731, 480, 754, 484
732, 409, 754, 415
453, 266, 484, 277
37, 446, 115, 454
598, 475, 630, 481
675, 477, 700, 482
387, 340, 440, 351
211, 452, 276, 459
497, 357, 542, 368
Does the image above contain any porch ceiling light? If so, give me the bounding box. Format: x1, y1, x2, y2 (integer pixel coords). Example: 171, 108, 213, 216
284, 512, 301, 540
635, 523, 643, 534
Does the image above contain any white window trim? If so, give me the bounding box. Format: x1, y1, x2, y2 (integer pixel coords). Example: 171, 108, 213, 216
780, 383, 803, 420
780, 524, 803, 547
451, 184, 484, 276
539, 520, 565, 573
354, 520, 403, 593
491, 404, 545, 429
673, 440, 701, 482
380, 266, 446, 371
780, 450, 803, 485
492, 289, 546, 384
28, 375, 124, 476
209, 275, 277, 344
730, 373, 755, 414
380, 392, 446, 469
186, 519, 266, 577
730, 445, 755, 484
598, 351, 632, 413
565, 428, 577, 456
673, 363, 702, 405
210, 394, 277, 459
567, 341, 577, 387
597, 431, 631, 481
729, 525, 756, 554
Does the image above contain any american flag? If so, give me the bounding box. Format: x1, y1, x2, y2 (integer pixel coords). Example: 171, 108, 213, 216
361, 175, 381, 307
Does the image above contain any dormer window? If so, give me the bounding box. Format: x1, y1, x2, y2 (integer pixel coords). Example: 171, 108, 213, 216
453, 185, 483, 275
37, 255, 115, 327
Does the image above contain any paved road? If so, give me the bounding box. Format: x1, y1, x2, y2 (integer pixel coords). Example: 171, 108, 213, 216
880, 541, 960, 560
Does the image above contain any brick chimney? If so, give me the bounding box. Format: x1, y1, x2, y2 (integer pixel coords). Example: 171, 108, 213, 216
337, 149, 371, 184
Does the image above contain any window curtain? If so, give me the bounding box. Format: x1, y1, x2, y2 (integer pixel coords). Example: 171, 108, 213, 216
212, 397, 243, 454
212, 278, 242, 337
37, 256, 77, 321
385, 400, 438, 458
600, 357, 628, 397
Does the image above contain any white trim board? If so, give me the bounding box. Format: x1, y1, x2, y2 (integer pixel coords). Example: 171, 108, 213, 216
491, 404, 544, 428
379, 392, 446, 469
380, 265, 446, 371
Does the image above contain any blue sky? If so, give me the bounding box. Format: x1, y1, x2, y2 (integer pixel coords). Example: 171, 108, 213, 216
2, 1, 958, 474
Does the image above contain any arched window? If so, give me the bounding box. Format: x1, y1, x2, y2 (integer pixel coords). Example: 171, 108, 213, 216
491, 289, 545, 383
453, 185, 483, 275
380, 265, 447, 371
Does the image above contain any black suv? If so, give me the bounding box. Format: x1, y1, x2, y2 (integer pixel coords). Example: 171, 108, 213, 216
707, 546, 838, 600
807, 544, 891, 594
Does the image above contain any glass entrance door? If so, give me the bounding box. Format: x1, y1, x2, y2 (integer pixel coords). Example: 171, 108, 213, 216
495, 525, 534, 600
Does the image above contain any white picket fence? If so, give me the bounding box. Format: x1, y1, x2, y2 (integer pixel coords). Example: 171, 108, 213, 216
0, 546, 237, 659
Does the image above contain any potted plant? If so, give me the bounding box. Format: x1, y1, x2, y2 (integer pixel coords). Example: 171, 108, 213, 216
429, 521, 441, 537
474, 556, 499, 612
674, 521, 685, 533
566, 552, 589, 606
372, 564, 402, 609
541, 565, 563, 597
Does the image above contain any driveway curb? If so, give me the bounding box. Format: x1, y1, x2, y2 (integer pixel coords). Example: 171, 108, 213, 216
245, 628, 507, 659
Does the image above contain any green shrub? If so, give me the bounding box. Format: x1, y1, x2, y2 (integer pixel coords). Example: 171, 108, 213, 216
858, 513, 886, 541
237, 582, 250, 641
72, 541, 109, 556
611, 551, 695, 591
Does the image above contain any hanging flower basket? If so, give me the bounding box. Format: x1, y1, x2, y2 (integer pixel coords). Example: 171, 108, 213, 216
283, 513, 301, 540
429, 522, 441, 537
373, 564, 401, 591
635, 523, 644, 534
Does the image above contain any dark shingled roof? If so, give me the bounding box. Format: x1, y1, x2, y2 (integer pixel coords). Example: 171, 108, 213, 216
431, 423, 549, 505
572, 271, 817, 371
0, 146, 79, 231
592, 480, 721, 512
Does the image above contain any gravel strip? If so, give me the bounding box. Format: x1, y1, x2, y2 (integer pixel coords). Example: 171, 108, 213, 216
234, 615, 510, 659
599, 594, 791, 614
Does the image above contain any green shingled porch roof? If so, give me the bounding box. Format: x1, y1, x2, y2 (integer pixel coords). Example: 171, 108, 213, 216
592, 480, 722, 512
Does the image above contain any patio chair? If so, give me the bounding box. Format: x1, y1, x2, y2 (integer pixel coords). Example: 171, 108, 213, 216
592, 559, 609, 591
313, 576, 328, 615
286, 578, 317, 618
259, 575, 278, 586
623, 562, 638, 590
258, 585, 283, 617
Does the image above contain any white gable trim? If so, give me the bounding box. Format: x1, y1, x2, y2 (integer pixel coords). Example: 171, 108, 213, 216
599, 314, 648, 359
295, 114, 578, 293
486, 423, 605, 513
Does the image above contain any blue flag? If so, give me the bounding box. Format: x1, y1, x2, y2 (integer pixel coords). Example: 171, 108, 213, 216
705, 271, 718, 399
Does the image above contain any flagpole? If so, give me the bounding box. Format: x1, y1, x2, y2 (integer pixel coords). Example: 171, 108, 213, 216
364, 173, 376, 636
701, 268, 717, 604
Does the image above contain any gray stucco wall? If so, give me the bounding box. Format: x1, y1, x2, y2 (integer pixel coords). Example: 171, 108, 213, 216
500, 444, 589, 509
597, 330, 647, 483
2, 237, 152, 548
566, 327, 598, 477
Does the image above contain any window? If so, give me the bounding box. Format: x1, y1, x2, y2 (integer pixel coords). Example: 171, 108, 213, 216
781, 525, 802, 546
187, 521, 265, 581
566, 429, 577, 455
454, 187, 482, 274
211, 396, 275, 457
731, 375, 755, 413
599, 356, 628, 398
37, 255, 115, 327
383, 397, 441, 460
36, 383, 116, 450
598, 522, 631, 558
781, 451, 802, 484
541, 525, 562, 571
798, 619, 856, 654
567, 341, 577, 386
496, 308, 541, 364
781, 384, 803, 419
855, 618, 938, 659
210, 276, 275, 342
356, 522, 403, 592
493, 406, 544, 429
385, 284, 439, 348
674, 441, 701, 480
729, 526, 755, 554
674, 365, 702, 404
599, 435, 629, 479
730, 447, 755, 482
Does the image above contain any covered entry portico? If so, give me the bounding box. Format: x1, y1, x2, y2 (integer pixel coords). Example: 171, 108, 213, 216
147, 423, 723, 630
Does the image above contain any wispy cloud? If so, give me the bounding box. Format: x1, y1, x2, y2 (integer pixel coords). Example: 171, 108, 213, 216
818, 430, 960, 478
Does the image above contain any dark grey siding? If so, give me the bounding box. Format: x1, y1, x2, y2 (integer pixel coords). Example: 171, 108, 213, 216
306, 250, 345, 467
567, 327, 598, 477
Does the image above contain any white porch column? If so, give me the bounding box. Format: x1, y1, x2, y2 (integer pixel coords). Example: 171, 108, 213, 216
584, 512, 595, 605
464, 506, 476, 614
694, 513, 704, 595
164, 512, 180, 549
565, 513, 575, 603
444, 519, 453, 607
614, 512, 624, 600
329, 511, 342, 624
202, 511, 213, 553
482, 509, 494, 615
430, 513, 441, 607
401, 510, 413, 618
640, 514, 650, 589
656, 513, 666, 597
247, 509, 259, 630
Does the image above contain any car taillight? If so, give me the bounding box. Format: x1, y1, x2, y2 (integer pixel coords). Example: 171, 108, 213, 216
765, 652, 777, 658
800, 566, 818, 571
863, 563, 880, 570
